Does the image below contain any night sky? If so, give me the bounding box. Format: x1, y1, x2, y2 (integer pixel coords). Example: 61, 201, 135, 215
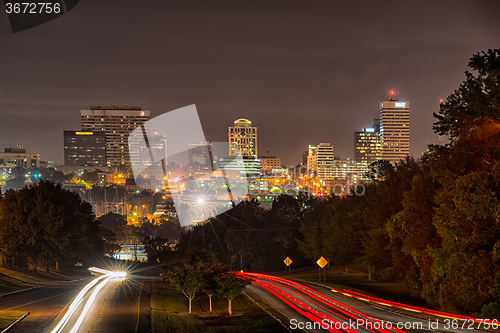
1, 0, 499, 166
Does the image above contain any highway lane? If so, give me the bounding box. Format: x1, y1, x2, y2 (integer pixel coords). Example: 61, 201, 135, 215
54, 275, 151, 333
0, 279, 89, 333
246, 283, 325, 333
1, 268, 151, 333
241, 273, 491, 333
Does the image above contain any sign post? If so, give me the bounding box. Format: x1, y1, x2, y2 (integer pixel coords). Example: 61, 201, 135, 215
316, 256, 328, 282
284, 257, 292, 276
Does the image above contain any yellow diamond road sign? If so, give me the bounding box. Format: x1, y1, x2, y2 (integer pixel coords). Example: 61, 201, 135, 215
284, 257, 292, 266
316, 256, 328, 268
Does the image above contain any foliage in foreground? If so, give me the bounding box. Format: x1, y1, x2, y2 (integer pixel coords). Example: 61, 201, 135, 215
164, 251, 250, 315
0, 180, 104, 271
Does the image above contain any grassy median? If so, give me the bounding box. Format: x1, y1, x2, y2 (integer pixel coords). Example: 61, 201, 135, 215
0, 310, 28, 330
0, 267, 77, 294
151, 280, 288, 333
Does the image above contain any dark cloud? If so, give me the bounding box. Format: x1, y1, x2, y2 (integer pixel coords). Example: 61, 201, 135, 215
1, 0, 499, 165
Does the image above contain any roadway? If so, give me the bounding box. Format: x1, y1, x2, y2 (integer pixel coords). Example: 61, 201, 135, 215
241, 273, 492, 333
0, 268, 151, 333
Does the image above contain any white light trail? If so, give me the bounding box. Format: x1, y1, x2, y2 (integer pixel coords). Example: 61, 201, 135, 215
69, 276, 110, 333
51, 276, 106, 333
88, 266, 127, 278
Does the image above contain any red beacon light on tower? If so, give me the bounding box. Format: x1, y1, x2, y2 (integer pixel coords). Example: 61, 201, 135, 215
389, 90, 398, 101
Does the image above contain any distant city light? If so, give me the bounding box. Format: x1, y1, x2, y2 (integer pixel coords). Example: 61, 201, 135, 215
365, 128, 375, 132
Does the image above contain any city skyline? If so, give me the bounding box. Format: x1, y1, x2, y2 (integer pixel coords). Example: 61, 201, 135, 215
1, 1, 499, 166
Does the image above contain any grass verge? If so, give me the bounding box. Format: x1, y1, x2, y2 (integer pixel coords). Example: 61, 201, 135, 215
0, 267, 75, 295
151, 280, 288, 333
0, 310, 27, 330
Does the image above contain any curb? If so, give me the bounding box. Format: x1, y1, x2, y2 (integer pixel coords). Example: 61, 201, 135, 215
242, 291, 295, 333
0, 278, 85, 298
0, 312, 29, 333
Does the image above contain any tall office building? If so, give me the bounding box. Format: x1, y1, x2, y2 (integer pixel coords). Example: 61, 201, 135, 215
64, 131, 107, 166
137, 131, 167, 169
80, 106, 150, 168
380, 100, 410, 163
307, 145, 318, 176
316, 143, 334, 180
188, 141, 213, 175
228, 118, 257, 157
354, 119, 381, 164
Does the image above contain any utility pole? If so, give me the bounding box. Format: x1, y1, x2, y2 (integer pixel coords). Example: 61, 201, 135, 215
104, 186, 107, 214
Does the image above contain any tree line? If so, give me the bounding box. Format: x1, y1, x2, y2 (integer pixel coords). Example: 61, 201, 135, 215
173, 193, 315, 272
0, 180, 104, 272
162, 251, 250, 315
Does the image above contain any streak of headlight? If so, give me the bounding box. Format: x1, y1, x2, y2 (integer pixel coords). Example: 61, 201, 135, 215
51, 267, 126, 333
69, 276, 111, 333
50, 275, 106, 333
88, 266, 127, 278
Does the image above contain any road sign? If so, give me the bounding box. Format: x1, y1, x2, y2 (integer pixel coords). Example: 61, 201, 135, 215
284, 257, 292, 266
316, 256, 328, 269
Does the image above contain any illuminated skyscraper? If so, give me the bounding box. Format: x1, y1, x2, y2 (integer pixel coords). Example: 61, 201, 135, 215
137, 132, 167, 170
80, 105, 150, 168
188, 141, 214, 175
64, 130, 106, 166
307, 145, 317, 176
316, 143, 334, 180
228, 118, 257, 157
380, 99, 410, 163
355, 119, 381, 164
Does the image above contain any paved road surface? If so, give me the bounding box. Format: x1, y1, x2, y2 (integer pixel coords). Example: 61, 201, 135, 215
242, 273, 489, 333
0, 280, 88, 332
0, 269, 151, 333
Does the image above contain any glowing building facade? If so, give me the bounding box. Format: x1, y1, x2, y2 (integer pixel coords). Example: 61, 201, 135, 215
316, 143, 334, 180
355, 119, 381, 164
188, 141, 214, 175
307, 145, 317, 176
64, 130, 107, 166
228, 118, 257, 157
380, 100, 410, 163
